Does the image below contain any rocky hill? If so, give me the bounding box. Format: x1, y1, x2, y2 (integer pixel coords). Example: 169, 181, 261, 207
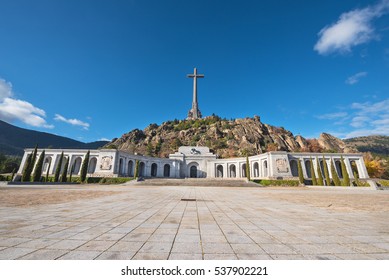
107, 115, 357, 158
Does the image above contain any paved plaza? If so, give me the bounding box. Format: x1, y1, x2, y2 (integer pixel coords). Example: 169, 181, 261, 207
0, 183, 388, 260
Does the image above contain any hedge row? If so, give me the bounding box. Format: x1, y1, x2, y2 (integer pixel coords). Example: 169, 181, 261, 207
253, 179, 300, 187
378, 180, 389, 187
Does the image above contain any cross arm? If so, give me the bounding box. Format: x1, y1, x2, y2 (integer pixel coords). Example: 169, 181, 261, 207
187, 74, 204, 78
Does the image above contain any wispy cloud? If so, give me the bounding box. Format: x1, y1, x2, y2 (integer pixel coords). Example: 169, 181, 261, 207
98, 138, 111, 141
350, 116, 370, 128
0, 78, 54, 128
314, 0, 389, 55
319, 98, 389, 138
345, 72, 368, 85
54, 114, 90, 130
316, 112, 348, 120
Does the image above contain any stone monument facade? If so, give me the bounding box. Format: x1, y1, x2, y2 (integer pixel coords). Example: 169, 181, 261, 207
17, 146, 370, 184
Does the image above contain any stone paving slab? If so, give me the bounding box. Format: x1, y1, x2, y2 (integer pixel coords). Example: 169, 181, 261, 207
0, 185, 388, 260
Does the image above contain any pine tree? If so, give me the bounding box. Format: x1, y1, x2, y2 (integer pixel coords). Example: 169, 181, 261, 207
310, 157, 317, 185
245, 156, 251, 181
23, 145, 38, 182
341, 156, 350, 186
322, 156, 331, 186
45, 160, 51, 183
155, 140, 162, 156
316, 157, 324, 186
21, 153, 32, 182
134, 160, 139, 178
297, 159, 304, 184
28, 145, 38, 180
146, 142, 154, 156
32, 150, 45, 182
54, 152, 64, 182
61, 157, 69, 182
80, 150, 90, 182
353, 171, 359, 186
330, 158, 341, 186
69, 161, 75, 183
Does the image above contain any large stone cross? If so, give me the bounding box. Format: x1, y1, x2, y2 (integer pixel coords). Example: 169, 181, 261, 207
187, 67, 204, 119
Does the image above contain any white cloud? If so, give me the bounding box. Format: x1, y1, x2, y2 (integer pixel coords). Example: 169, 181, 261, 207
320, 98, 389, 138
98, 138, 111, 141
350, 116, 370, 128
0, 79, 12, 100
54, 114, 90, 130
314, 0, 389, 55
345, 72, 368, 85
0, 78, 54, 128
316, 112, 348, 120
351, 99, 389, 113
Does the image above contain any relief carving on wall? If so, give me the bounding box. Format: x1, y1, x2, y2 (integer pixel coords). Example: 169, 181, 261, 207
276, 158, 289, 173
190, 148, 201, 155
100, 156, 113, 170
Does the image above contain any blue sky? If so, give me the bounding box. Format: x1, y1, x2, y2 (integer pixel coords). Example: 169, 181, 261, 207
0, 0, 388, 142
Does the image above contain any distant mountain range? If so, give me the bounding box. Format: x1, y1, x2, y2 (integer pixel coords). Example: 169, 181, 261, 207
0, 120, 109, 156
344, 136, 389, 156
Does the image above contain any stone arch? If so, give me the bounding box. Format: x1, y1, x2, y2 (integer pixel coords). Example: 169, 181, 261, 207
43, 156, 52, 173
350, 160, 358, 178
229, 164, 236, 178
253, 162, 259, 177
290, 160, 298, 177
304, 160, 311, 178
164, 164, 170, 177
190, 166, 197, 178
242, 163, 247, 178
319, 159, 325, 176
151, 163, 158, 177
188, 162, 199, 178
128, 160, 134, 177
72, 157, 82, 175
263, 160, 268, 177
335, 160, 343, 178
139, 162, 145, 177
119, 158, 124, 176
216, 165, 223, 178
88, 157, 97, 174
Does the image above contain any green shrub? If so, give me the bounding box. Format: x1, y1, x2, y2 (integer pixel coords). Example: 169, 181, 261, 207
80, 151, 90, 182
98, 177, 133, 184
322, 157, 331, 186
310, 157, 317, 186
378, 180, 389, 187
54, 152, 64, 182
33, 150, 45, 182
253, 179, 300, 187
61, 157, 69, 182
246, 156, 251, 181
297, 159, 304, 184
354, 180, 370, 187
330, 159, 341, 186
21, 153, 32, 182
341, 156, 350, 186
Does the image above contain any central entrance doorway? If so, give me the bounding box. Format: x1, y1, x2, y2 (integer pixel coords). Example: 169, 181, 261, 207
190, 166, 197, 178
